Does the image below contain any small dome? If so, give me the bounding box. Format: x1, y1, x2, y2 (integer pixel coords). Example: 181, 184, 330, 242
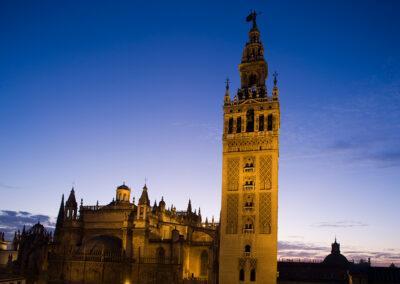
30, 222, 45, 234
117, 183, 130, 191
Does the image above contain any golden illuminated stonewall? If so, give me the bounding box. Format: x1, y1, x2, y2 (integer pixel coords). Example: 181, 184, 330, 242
219, 12, 280, 284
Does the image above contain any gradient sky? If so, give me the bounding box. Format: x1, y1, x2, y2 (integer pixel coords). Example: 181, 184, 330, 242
0, 0, 399, 265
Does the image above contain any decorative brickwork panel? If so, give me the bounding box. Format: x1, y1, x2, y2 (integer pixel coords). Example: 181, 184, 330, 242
225, 137, 272, 152
259, 155, 272, 190
226, 194, 239, 234
227, 158, 240, 191
259, 192, 271, 234
249, 258, 257, 269
238, 258, 246, 269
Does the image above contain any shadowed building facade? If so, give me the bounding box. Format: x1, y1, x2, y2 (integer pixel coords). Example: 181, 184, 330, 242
219, 12, 280, 284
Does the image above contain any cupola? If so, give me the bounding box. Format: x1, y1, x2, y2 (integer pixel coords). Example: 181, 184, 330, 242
116, 182, 131, 203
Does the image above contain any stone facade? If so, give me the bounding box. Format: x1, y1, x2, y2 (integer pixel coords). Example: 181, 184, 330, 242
48, 185, 218, 284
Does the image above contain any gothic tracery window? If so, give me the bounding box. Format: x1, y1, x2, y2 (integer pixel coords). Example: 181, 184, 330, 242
200, 250, 208, 276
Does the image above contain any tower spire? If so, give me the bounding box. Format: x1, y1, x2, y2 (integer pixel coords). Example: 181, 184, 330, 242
224, 77, 231, 104
54, 194, 64, 238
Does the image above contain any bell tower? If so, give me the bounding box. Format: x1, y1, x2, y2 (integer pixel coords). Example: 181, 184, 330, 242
219, 12, 280, 284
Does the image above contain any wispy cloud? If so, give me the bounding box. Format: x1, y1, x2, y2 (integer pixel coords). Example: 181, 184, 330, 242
278, 240, 400, 266
282, 62, 400, 169
311, 221, 369, 228
0, 182, 21, 190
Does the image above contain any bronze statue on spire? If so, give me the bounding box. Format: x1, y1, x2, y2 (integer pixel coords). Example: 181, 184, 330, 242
246, 10, 260, 28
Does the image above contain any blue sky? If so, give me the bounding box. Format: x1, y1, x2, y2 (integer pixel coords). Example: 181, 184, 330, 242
0, 0, 399, 265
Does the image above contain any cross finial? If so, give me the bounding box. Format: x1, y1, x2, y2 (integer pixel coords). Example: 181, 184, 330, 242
225, 78, 230, 90
144, 177, 147, 185
273, 71, 278, 87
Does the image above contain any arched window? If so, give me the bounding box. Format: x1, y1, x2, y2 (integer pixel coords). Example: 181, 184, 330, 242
267, 114, 273, 131
156, 247, 165, 264
236, 117, 242, 133
249, 74, 257, 86
244, 245, 251, 256
246, 109, 254, 132
250, 269, 256, 281
200, 250, 208, 276
228, 118, 234, 134
239, 268, 245, 281
259, 115, 264, 131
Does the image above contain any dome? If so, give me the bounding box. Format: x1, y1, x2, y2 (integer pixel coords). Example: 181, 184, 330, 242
30, 222, 45, 234
81, 235, 122, 254
117, 183, 130, 191
323, 252, 349, 266
323, 239, 349, 267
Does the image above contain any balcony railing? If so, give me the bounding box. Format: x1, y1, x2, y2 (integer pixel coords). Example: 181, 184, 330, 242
243, 184, 254, 190
243, 228, 254, 234
243, 167, 254, 173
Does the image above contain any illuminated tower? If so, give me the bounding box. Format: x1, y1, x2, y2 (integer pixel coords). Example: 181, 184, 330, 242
219, 12, 280, 284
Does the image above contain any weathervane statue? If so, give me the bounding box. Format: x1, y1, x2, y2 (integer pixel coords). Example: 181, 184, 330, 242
246, 10, 260, 28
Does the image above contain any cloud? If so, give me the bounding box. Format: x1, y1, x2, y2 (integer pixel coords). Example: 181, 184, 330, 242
358, 151, 400, 168
0, 182, 21, 190
311, 221, 369, 228
279, 241, 327, 252
0, 210, 55, 240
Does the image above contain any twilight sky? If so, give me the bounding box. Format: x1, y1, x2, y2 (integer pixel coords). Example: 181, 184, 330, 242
0, 0, 399, 265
